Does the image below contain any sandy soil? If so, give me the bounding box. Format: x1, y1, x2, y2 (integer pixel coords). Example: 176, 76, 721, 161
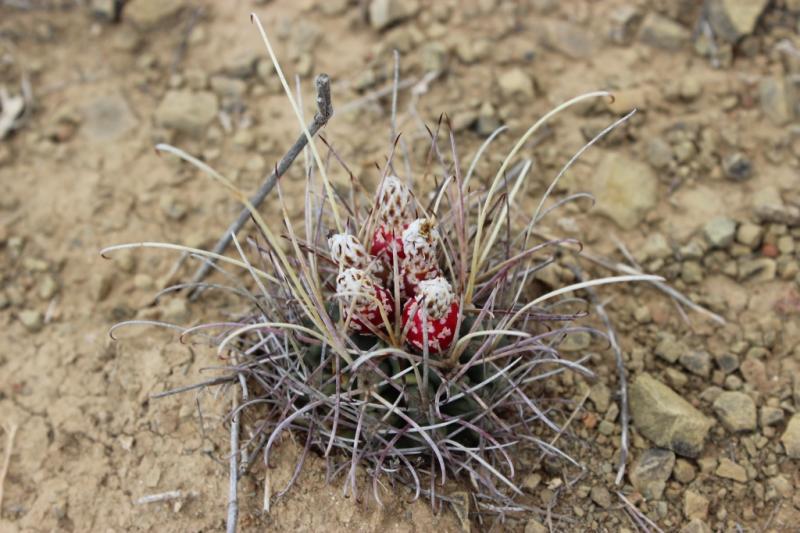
1, 0, 799, 531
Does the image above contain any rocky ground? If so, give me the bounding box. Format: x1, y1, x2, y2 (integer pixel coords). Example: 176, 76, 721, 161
1, 0, 800, 531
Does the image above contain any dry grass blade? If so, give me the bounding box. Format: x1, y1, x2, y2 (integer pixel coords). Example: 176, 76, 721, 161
0, 422, 18, 517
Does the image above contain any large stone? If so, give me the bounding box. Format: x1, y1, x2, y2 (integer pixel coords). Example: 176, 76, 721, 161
593, 152, 658, 230
638, 13, 690, 50
713, 391, 756, 432
782, 414, 800, 458
630, 373, 713, 458
126, 0, 183, 29
155, 90, 218, 136
368, 0, 419, 30
706, 0, 770, 43
630, 448, 675, 500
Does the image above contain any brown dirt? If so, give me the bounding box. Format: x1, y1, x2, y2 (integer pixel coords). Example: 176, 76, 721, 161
1, 0, 799, 531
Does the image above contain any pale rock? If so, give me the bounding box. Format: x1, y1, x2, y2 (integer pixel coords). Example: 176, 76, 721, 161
498, 68, 535, 99
608, 5, 643, 45
369, 0, 419, 30
629, 373, 713, 457
541, 20, 598, 59
736, 223, 763, 248
713, 391, 756, 432
703, 216, 736, 248
715, 457, 747, 482
18, 309, 44, 332
681, 518, 712, 533
155, 90, 218, 136
590, 485, 612, 508
638, 13, 690, 50
760, 406, 784, 428
630, 448, 675, 500
759, 76, 795, 126
679, 351, 712, 378
738, 257, 776, 282
593, 152, 658, 229
706, 0, 770, 42
126, 0, 183, 29
753, 186, 799, 225
683, 490, 709, 520
781, 414, 800, 458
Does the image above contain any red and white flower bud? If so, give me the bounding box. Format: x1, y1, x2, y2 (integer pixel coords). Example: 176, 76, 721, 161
336, 267, 394, 334
369, 224, 406, 266
376, 175, 413, 232
402, 277, 459, 353
400, 218, 440, 296
370, 176, 414, 265
329, 233, 385, 280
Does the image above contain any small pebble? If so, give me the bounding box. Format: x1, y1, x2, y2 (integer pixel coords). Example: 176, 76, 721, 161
703, 216, 736, 248
673, 459, 696, 483
714, 352, 739, 374
715, 457, 747, 483
722, 152, 753, 181
713, 391, 757, 432
683, 490, 709, 520
590, 485, 612, 508
736, 223, 763, 248
680, 351, 712, 378
38, 274, 59, 300
133, 273, 154, 290
759, 406, 784, 428
781, 414, 800, 458
18, 309, 44, 332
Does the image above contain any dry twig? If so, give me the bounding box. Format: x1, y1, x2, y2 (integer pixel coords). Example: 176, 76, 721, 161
184, 74, 333, 298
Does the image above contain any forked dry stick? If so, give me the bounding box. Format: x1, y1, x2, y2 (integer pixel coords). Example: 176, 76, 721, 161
0, 422, 18, 517
184, 74, 333, 299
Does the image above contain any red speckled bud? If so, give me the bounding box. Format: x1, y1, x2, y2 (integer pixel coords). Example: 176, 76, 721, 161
336, 268, 394, 334
329, 233, 385, 280
400, 218, 440, 296
369, 224, 406, 265
376, 175, 413, 232
402, 277, 459, 353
